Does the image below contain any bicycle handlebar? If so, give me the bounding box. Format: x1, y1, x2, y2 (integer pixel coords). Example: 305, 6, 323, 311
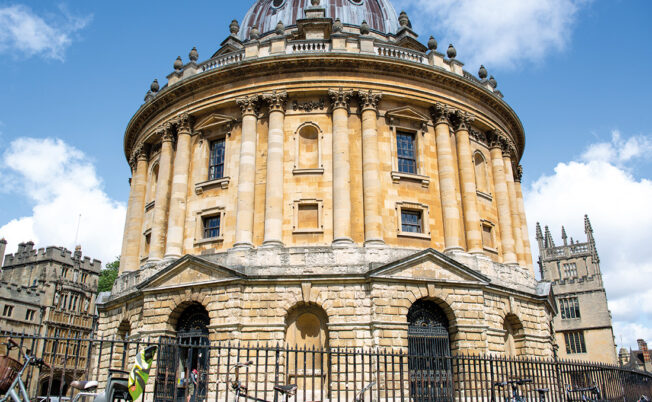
494, 378, 533, 387
8, 338, 19, 348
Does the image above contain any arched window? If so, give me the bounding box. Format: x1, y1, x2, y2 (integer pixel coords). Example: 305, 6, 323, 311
148, 163, 159, 203
294, 123, 323, 173
503, 314, 524, 357
474, 152, 489, 194
285, 304, 329, 393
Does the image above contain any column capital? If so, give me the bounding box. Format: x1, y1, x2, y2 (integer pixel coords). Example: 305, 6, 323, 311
328, 88, 354, 111
430, 102, 453, 126
176, 113, 192, 134
514, 165, 524, 182
262, 90, 288, 113
450, 110, 475, 132
487, 129, 507, 150
158, 123, 175, 143
236, 95, 261, 116
469, 127, 487, 145
129, 144, 148, 170
357, 89, 383, 112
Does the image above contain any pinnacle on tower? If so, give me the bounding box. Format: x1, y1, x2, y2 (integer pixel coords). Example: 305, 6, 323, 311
544, 225, 555, 248
535, 222, 543, 240
561, 226, 568, 245
584, 214, 593, 234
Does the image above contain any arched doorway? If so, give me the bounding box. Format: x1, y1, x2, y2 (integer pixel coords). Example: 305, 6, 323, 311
407, 299, 452, 401
155, 303, 209, 402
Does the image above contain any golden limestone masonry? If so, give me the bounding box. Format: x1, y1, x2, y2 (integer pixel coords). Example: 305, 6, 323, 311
98, 0, 556, 373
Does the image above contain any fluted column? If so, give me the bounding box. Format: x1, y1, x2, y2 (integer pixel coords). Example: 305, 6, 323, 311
119, 146, 148, 273
504, 150, 526, 266
358, 90, 384, 246
164, 114, 192, 259
514, 165, 534, 269
234, 95, 260, 250
262, 91, 287, 248
489, 132, 517, 264
329, 88, 354, 247
432, 103, 463, 252
149, 125, 174, 261
452, 111, 483, 254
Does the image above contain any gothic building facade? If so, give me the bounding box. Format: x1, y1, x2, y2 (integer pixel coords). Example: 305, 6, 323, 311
97, 0, 556, 386
537, 216, 618, 364
0, 240, 101, 395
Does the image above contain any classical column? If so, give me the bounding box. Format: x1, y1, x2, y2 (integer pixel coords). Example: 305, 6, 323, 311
514, 165, 534, 269
329, 88, 354, 247
119, 146, 148, 273
503, 150, 526, 266
358, 89, 384, 246
234, 95, 260, 250
489, 132, 517, 264
452, 111, 483, 254
149, 124, 174, 261
262, 91, 287, 248
164, 114, 193, 259
432, 103, 463, 252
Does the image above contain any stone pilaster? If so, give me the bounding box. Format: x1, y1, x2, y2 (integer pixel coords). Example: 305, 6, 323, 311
164, 114, 192, 258
503, 149, 526, 267
119, 146, 148, 273
514, 165, 534, 270
149, 125, 174, 261
432, 103, 463, 252
329, 88, 354, 247
234, 95, 260, 250
452, 111, 483, 254
488, 131, 517, 264
262, 91, 287, 248
358, 90, 384, 246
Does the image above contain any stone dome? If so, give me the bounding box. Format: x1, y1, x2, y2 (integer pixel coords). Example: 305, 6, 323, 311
240, 0, 400, 40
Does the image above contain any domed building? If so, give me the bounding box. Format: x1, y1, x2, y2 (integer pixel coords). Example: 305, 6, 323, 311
99, 0, 555, 379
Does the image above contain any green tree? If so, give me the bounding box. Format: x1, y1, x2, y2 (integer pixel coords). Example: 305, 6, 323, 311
98, 257, 119, 293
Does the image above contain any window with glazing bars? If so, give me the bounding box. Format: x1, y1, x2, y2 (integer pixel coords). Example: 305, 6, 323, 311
209, 139, 225, 180
564, 331, 587, 354
563, 263, 578, 278
397, 132, 417, 174
401, 210, 422, 233
2, 305, 13, 317
560, 297, 581, 319
203, 215, 220, 239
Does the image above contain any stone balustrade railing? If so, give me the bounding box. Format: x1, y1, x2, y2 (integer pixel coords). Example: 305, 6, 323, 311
289, 39, 330, 53
200, 50, 245, 72
375, 43, 425, 64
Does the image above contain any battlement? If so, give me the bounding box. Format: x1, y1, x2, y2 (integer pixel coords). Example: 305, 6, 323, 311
2, 241, 101, 273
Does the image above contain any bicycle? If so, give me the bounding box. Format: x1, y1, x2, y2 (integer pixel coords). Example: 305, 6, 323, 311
565, 384, 604, 401
0, 338, 50, 402
225, 361, 297, 402
352, 381, 375, 402
493, 378, 549, 402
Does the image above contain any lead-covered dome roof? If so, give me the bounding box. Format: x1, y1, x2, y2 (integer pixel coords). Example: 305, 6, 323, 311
240, 0, 400, 40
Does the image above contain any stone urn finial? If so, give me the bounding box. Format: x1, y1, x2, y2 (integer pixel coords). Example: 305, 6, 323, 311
478, 65, 488, 80
275, 21, 285, 35
230, 20, 240, 35
250, 25, 260, 40
489, 75, 498, 89
333, 18, 343, 33
150, 79, 160, 93
189, 47, 199, 63
360, 20, 370, 35
427, 36, 437, 51
399, 11, 410, 27
173, 56, 183, 71
447, 44, 457, 59
311, 0, 320, 6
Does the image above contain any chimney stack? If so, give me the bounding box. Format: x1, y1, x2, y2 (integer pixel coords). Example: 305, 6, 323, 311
0, 238, 6, 267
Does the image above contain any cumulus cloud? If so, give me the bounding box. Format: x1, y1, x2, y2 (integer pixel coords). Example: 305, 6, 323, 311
524, 131, 652, 350
394, 0, 591, 69
0, 138, 126, 265
0, 5, 91, 61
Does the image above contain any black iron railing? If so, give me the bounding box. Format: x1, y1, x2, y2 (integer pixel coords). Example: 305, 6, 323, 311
1, 332, 651, 401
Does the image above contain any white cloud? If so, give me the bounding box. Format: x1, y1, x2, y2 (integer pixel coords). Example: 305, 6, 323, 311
394, 0, 591, 69
524, 131, 652, 350
0, 5, 91, 61
0, 138, 126, 266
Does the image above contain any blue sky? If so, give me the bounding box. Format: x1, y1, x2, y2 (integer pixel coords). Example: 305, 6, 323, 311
1, 0, 651, 349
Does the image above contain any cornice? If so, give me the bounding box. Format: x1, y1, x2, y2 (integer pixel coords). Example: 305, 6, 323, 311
124, 54, 526, 162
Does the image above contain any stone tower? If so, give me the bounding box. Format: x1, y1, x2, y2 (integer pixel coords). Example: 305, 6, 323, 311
537, 215, 617, 364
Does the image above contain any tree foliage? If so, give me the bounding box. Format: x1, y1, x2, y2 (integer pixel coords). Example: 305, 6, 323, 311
98, 257, 119, 293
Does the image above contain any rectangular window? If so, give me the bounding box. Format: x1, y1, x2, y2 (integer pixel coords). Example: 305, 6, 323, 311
482, 224, 494, 249
560, 297, 581, 320
563, 263, 578, 278
25, 309, 35, 321
401, 210, 423, 233
564, 331, 587, 354
396, 132, 417, 174
203, 215, 221, 239
3, 305, 13, 317
208, 139, 226, 180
